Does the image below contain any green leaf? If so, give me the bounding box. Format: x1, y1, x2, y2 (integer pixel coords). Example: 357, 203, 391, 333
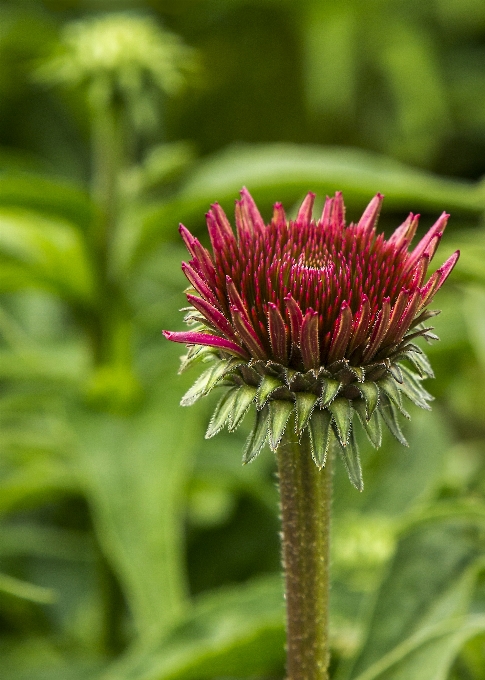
0, 571, 56, 604
352, 615, 485, 680
243, 406, 269, 464
268, 400, 294, 451
74, 382, 200, 638
337, 431, 363, 491
205, 388, 238, 438
101, 575, 285, 680
349, 515, 485, 680
256, 374, 282, 409
0, 173, 95, 231
179, 144, 483, 216
308, 408, 332, 468
321, 378, 342, 406
357, 381, 379, 418
328, 397, 352, 445
295, 392, 318, 433
0, 208, 96, 305
228, 385, 257, 431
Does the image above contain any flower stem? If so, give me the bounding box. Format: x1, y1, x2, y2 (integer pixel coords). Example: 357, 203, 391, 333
276, 423, 332, 680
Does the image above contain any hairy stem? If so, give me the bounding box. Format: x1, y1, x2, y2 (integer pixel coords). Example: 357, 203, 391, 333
276, 425, 332, 680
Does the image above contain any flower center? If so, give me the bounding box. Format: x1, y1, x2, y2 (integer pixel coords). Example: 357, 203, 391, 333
292, 252, 334, 273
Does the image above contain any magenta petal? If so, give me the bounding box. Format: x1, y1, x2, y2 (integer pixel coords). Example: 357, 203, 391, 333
387, 213, 419, 249
226, 276, 251, 320
332, 191, 345, 229
321, 195, 334, 224
357, 193, 383, 233
284, 294, 304, 346
179, 225, 216, 284
363, 298, 391, 361
393, 291, 422, 344
186, 294, 238, 342
382, 289, 412, 346
272, 202, 286, 227
163, 330, 249, 358
182, 262, 219, 308
407, 212, 449, 270
300, 310, 320, 371
347, 296, 370, 355
235, 187, 265, 239
268, 302, 288, 364
231, 306, 267, 360
328, 302, 353, 363
179, 224, 197, 257
296, 192, 316, 225
206, 204, 236, 254
420, 250, 460, 308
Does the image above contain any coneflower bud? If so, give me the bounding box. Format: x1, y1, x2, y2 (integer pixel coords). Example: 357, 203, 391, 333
164, 189, 459, 490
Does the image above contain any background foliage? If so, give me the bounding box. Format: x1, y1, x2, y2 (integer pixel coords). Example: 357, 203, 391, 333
1, 1, 485, 678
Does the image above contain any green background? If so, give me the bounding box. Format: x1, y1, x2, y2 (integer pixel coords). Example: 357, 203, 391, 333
2, 1, 485, 678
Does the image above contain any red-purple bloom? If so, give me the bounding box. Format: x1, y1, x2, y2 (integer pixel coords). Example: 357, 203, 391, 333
164, 189, 457, 370
164, 189, 459, 489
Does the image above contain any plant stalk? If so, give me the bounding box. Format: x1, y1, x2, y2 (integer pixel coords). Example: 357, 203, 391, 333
276, 425, 332, 680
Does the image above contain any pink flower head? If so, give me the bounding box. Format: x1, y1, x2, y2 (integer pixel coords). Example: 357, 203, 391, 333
164, 188, 459, 372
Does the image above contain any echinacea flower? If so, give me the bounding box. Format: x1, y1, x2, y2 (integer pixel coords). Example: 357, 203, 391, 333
164, 189, 458, 489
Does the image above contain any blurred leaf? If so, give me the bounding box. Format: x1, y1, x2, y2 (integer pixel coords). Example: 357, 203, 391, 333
0, 208, 96, 305
120, 142, 196, 199
351, 615, 485, 680
0, 344, 88, 383
74, 379, 202, 640
132, 144, 483, 267
0, 455, 77, 517
101, 575, 285, 680
0, 174, 95, 231
302, 2, 357, 117
0, 571, 56, 604
377, 21, 449, 166
347, 514, 485, 679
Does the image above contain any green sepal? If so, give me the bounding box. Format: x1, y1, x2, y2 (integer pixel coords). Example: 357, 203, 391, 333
256, 374, 283, 409
180, 365, 215, 406
328, 397, 352, 446
350, 366, 365, 382
378, 374, 410, 419
354, 398, 382, 448
229, 385, 257, 431
206, 388, 238, 438
321, 378, 341, 406
243, 405, 269, 464
404, 350, 435, 378
389, 363, 403, 384
268, 400, 294, 451
181, 358, 242, 406
295, 392, 319, 434
357, 381, 379, 418
399, 366, 433, 410
337, 431, 363, 491
379, 395, 408, 446
308, 407, 332, 468
179, 344, 216, 374
206, 358, 243, 393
